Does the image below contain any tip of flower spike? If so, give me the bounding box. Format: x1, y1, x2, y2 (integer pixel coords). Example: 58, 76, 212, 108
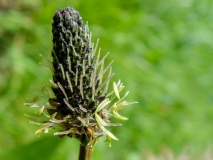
53, 10, 63, 23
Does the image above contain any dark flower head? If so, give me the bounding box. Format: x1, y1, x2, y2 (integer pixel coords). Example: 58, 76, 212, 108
25, 7, 137, 147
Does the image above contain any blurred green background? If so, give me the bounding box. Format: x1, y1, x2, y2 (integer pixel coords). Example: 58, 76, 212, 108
1, 0, 213, 159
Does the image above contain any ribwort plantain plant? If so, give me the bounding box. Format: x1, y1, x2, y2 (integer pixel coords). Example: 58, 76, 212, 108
25, 7, 137, 160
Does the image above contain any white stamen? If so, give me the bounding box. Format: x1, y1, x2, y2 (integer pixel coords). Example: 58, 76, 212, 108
115, 91, 130, 105
103, 60, 114, 75
59, 64, 65, 80
80, 75, 84, 99
113, 82, 120, 99
95, 48, 101, 68
77, 116, 85, 124
49, 80, 58, 88
54, 129, 72, 136
82, 59, 85, 76
73, 46, 77, 56
57, 82, 68, 100
91, 48, 101, 99
66, 71, 73, 92
93, 39, 99, 57
63, 99, 74, 111
39, 54, 53, 71
52, 49, 59, 64
75, 62, 79, 85
96, 73, 114, 94
100, 126, 118, 141
95, 98, 111, 113
88, 54, 91, 66
95, 113, 108, 126
69, 36, 73, 45
102, 67, 112, 96
79, 104, 87, 112
89, 31, 92, 43
98, 58, 105, 84
68, 56, 72, 72
92, 71, 96, 101
98, 52, 110, 66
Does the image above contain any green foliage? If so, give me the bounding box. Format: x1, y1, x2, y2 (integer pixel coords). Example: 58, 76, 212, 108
1, 0, 213, 159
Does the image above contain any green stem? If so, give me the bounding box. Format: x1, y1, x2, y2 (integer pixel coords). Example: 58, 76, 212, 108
78, 144, 91, 160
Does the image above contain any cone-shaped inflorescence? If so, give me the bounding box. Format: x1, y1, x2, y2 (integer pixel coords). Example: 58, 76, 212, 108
51, 8, 96, 117
50, 7, 109, 146
25, 7, 137, 147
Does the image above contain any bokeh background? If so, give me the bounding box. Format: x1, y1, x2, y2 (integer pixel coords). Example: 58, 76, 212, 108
1, 0, 213, 159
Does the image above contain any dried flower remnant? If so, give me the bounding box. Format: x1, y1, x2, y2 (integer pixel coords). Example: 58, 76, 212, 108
25, 7, 137, 147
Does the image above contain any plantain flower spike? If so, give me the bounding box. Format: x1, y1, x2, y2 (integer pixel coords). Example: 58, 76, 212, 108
25, 7, 137, 147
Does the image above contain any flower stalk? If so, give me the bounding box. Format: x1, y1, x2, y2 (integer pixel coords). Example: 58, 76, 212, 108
25, 6, 137, 160
79, 145, 91, 160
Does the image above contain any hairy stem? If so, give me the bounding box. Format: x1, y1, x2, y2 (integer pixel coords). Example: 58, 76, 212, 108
78, 144, 92, 160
